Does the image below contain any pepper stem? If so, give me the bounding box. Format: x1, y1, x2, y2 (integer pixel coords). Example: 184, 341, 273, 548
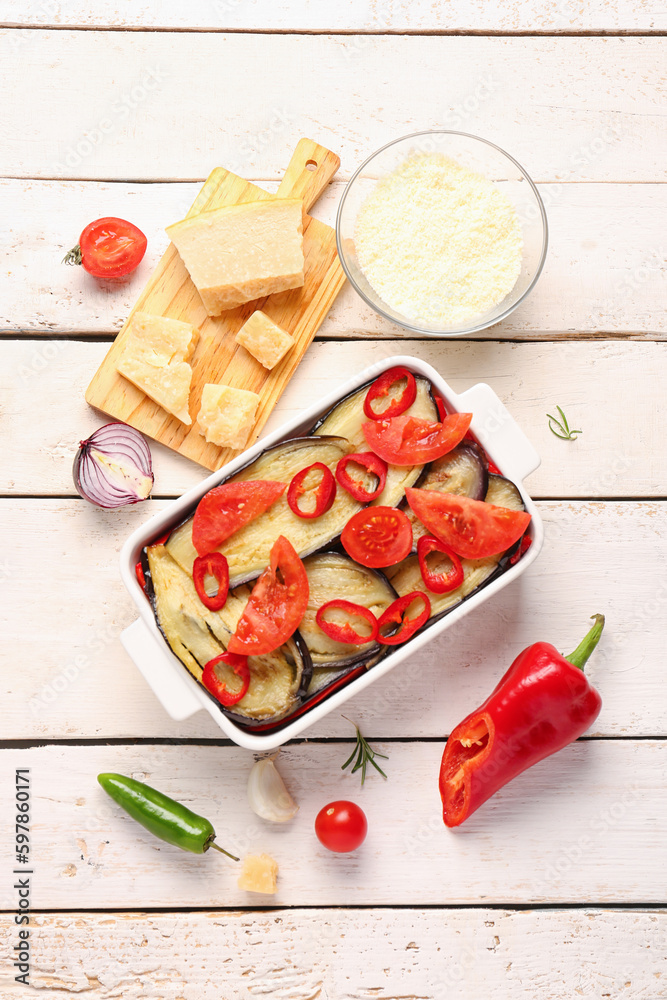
208, 840, 240, 862
565, 613, 605, 671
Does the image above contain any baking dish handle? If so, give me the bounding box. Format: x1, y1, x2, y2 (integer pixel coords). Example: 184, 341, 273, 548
456, 382, 541, 484
121, 618, 203, 721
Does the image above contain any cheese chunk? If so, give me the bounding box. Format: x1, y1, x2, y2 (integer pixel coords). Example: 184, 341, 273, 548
197, 383, 260, 450
237, 853, 278, 894
116, 311, 198, 425
166, 199, 305, 315
235, 310, 295, 370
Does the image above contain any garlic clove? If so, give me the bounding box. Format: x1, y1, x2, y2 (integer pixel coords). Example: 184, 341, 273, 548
247, 757, 299, 823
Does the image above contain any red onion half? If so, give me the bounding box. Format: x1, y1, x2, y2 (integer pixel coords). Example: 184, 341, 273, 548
73, 423, 154, 508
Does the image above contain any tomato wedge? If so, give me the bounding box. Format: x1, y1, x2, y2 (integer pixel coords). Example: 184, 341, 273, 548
228, 535, 309, 655
406, 488, 532, 559
362, 412, 472, 466
192, 480, 286, 556
316, 600, 379, 645
377, 592, 431, 646
201, 651, 250, 707
363, 366, 417, 420
192, 552, 230, 611
335, 452, 388, 503
287, 463, 336, 519
341, 506, 412, 569
417, 536, 464, 594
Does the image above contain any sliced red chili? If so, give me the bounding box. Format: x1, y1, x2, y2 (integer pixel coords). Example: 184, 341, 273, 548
417, 536, 464, 594
487, 459, 502, 476
135, 559, 146, 591
509, 534, 533, 565
193, 552, 230, 611
377, 591, 431, 646
434, 395, 448, 422
363, 366, 417, 421
287, 463, 337, 519
335, 452, 388, 503
316, 600, 379, 645
201, 651, 250, 707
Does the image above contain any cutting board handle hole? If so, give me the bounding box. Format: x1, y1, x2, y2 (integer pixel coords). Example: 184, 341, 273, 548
305, 159, 318, 171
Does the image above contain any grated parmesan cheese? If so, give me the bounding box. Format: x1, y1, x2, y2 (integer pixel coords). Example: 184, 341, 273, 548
354, 153, 523, 327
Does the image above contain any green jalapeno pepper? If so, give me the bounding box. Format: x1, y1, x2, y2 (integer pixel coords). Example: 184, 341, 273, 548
97, 773, 238, 859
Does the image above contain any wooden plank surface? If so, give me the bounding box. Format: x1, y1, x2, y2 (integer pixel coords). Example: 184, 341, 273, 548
2, 499, 664, 741
3, 34, 664, 183
4, 0, 667, 32
85, 139, 346, 470
2, 339, 664, 498
3, 179, 665, 338
0, 742, 664, 907
0, 908, 664, 998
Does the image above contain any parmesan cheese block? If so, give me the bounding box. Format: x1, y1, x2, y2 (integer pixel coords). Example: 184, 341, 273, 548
197, 383, 260, 450
115, 311, 198, 425
237, 853, 279, 894
166, 199, 305, 315
235, 310, 295, 370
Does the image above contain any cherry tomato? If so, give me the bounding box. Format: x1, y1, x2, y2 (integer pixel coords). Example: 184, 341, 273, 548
341, 506, 412, 569
362, 412, 472, 466
316, 599, 379, 645
64, 217, 147, 278
315, 800, 368, 853
363, 366, 417, 420
192, 552, 230, 611
201, 651, 250, 707
377, 591, 431, 646
228, 535, 309, 655
287, 463, 336, 519
405, 488, 532, 559
335, 452, 387, 503
192, 480, 286, 556
417, 536, 464, 594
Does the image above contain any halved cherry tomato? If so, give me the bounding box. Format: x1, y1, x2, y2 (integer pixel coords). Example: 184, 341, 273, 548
287, 463, 336, 519
335, 452, 388, 503
315, 800, 368, 853
193, 552, 230, 611
377, 591, 431, 646
63, 217, 147, 279
192, 480, 286, 556
406, 488, 532, 559
228, 535, 309, 655
417, 536, 464, 594
315, 600, 379, 645
341, 506, 412, 569
362, 412, 472, 466
201, 651, 250, 707
363, 366, 417, 420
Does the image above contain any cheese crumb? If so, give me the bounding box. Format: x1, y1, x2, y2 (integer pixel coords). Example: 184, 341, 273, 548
237, 853, 279, 894
197, 383, 260, 450
355, 153, 523, 327
116, 311, 198, 424
236, 310, 295, 370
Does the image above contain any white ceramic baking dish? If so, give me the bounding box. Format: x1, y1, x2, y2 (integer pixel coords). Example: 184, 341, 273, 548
119, 356, 543, 750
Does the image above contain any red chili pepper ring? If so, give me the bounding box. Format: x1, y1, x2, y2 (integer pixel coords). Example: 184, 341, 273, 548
336, 452, 388, 503
193, 552, 230, 611
377, 591, 431, 646
201, 651, 251, 707
316, 599, 379, 645
287, 463, 337, 519
363, 366, 417, 420
417, 536, 464, 594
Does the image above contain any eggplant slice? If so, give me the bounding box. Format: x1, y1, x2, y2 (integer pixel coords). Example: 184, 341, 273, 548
406, 441, 489, 547
388, 470, 527, 623
146, 543, 311, 723
300, 552, 397, 667
313, 375, 438, 508
165, 436, 363, 587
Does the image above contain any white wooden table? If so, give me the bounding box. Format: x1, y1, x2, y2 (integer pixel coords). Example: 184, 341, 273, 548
1, 5, 666, 997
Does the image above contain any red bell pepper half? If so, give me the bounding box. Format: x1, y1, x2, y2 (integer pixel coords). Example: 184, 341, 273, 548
439, 614, 605, 827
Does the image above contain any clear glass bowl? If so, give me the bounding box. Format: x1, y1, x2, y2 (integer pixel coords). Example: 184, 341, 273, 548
336, 131, 548, 337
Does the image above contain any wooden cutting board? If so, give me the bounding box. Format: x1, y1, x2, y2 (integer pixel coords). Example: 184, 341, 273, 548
85, 138, 346, 471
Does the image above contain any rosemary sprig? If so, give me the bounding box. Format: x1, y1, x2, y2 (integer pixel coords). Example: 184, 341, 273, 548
547, 405, 582, 441
341, 718, 388, 785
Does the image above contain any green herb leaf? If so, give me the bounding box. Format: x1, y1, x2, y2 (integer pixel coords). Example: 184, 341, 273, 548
341, 717, 388, 785
547, 405, 582, 441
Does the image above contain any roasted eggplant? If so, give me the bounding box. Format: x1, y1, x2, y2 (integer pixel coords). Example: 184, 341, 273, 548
146, 543, 312, 723
313, 375, 438, 508
300, 552, 397, 667
165, 436, 363, 587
